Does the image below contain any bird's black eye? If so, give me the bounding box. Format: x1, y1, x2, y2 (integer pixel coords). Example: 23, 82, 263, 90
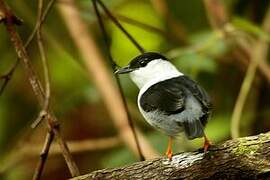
139, 59, 148, 67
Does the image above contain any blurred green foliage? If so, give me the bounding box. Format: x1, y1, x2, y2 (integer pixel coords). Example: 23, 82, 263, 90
110, 1, 165, 66
232, 16, 270, 41
0, 0, 270, 179
171, 31, 227, 75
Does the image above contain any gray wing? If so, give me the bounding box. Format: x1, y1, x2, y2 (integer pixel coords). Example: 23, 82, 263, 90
139, 78, 186, 114
179, 76, 212, 125
140, 76, 212, 139
178, 76, 212, 139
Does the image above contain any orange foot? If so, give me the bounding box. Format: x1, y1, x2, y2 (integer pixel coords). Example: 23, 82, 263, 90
203, 135, 212, 152
166, 148, 173, 160
166, 136, 173, 160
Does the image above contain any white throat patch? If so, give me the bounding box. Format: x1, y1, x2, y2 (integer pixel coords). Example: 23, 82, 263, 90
129, 59, 183, 89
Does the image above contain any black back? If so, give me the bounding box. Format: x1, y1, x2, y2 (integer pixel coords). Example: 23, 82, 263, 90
140, 75, 212, 126
129, 52, 167, 69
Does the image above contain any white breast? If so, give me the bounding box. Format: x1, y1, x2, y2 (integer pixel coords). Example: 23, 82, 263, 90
129, 59, 183, 89
128, 59, 187, 136
134, 60, 182, 113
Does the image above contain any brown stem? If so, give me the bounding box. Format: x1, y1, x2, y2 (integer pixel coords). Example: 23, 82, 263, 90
0, 0, 80, 177
32, 130, 54, 180
203, 0, 270, 138
203, 0, 229, 30
203, 0, 270, 85
32, 0, 51, 128
231, 4, 270, 139
95, 0, 145, 54
0, 59, 19, 96
58, 0, 158, 159
0, 0, 55, 97
115, 14, 183, 45
32, 0, 53, 178
92, 0, 145, 161
151, 0, 188, 45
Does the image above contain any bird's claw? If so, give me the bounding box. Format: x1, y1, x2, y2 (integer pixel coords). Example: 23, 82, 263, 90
203, 135, 211, 152
166, 150, 173, 160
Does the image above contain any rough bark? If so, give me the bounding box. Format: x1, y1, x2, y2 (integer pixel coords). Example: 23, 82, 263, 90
71, 132, 270, 180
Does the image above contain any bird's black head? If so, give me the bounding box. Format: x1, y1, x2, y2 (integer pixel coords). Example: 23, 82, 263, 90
115, 52, 167, 74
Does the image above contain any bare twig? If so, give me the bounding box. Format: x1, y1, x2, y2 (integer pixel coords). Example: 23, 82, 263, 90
0, 7, 4, 21
0, 4, 21, 97
95, 0, 145, 54
151, 0, 188, 45
203, 0, 270, 84
203, 0, 229, 30
26, 0, 56, 46
32, 0, 51, 128
58, 0, 158, 159
166, 32, 220, 59
0, 0, 80, 177
231, 5, 270, 139
0, 136, 121, 173
0, 0, 55, 98
92, 0, 145, 161
32, 0, 53, 178
26, 137, 121, 155
115, 14, 181, 45
0, 60, 19, 96
2, 2, 57, 177
32, 130, 54, 180
57, 0, 183, 45
0, 4, 22, 25
203, 0, 270, 138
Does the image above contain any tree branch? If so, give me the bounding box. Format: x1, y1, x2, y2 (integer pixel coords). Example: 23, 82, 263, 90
72, 132, 270, 180
0, 0, 55, 97
32, 130, 54, 180
32, 0, 54, 178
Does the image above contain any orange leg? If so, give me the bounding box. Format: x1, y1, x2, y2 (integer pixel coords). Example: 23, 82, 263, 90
166, 136, 173, 160
203, 134, 211, 152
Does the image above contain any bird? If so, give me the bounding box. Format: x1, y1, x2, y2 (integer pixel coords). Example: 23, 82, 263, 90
115, 52, 212, 160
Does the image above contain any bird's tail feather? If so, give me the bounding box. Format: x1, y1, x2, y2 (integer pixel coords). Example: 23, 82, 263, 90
183, 118, 204, 140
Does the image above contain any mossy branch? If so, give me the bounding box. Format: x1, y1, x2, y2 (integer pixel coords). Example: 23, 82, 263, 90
71, 132, 270, 180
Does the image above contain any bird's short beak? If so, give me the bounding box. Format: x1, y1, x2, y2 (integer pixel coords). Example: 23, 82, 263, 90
114, 66, 133, 74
